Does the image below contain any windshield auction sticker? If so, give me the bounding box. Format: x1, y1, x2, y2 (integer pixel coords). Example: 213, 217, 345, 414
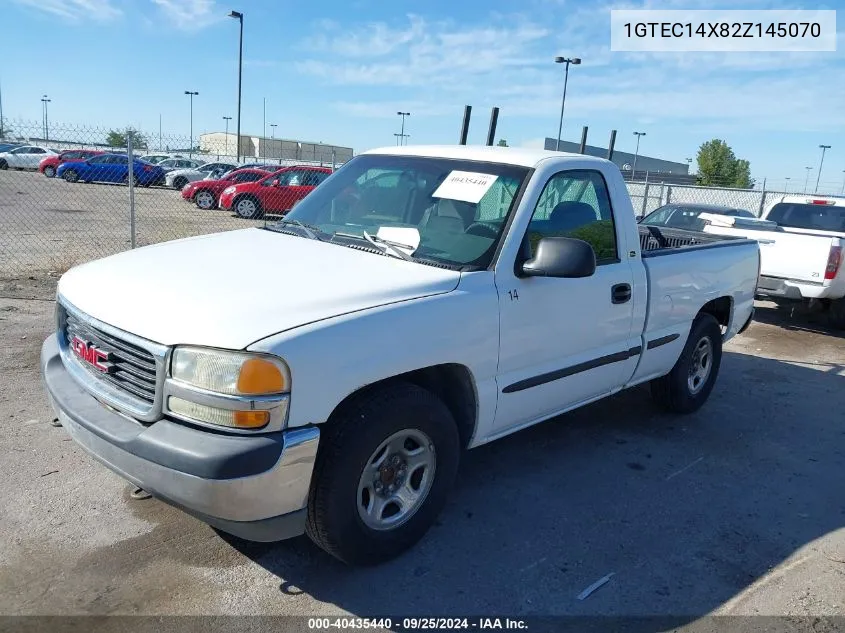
432, 171, 499, 204
610, 9, 836, 52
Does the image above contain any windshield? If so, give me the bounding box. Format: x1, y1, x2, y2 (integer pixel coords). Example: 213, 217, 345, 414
269, 154, 530, 269
766, 202, 845, 232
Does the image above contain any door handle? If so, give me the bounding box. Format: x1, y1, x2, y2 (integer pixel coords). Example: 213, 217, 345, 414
611, 283, 632, 304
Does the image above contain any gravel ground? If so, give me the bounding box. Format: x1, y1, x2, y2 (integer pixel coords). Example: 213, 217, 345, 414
0, 289, 843, 622
0, 170, 262, 276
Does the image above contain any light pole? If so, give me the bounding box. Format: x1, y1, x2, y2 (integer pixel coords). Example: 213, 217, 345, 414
184, 91, 198, 157
632, 131, 646, 178
554, 56, 581, 151
41, 95, 51, 141
803, 166, 813, 193
841, 170, 845, 195
223, 116, 232, 156
815, 144, 831, 193
269, 123, 277, 160
784, 177, 791, 193
229, 10, 244, 162
396, 112, 410, 146
262, 96, 266, 159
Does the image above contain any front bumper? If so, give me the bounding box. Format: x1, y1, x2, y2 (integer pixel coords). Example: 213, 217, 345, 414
41, 333, 319, 542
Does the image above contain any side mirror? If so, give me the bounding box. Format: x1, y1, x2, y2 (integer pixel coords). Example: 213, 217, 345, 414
521, 237, 596, 278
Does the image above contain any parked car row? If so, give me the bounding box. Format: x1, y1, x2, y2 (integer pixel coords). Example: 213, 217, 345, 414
178, 164, 333, 218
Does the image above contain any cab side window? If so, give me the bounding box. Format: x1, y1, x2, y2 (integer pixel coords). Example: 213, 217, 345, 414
525, 170, 618, 263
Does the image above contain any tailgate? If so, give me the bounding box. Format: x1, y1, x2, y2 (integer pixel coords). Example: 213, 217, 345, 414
704, 225, 833, 284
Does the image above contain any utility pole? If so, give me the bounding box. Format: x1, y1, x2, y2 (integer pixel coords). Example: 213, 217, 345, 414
396, 112, 410, 146
554, 56, 581, 151
223, 116, 232, 156
803, 166, 813, 194
816, 144, 831, 193
229, 10, 244, 162
632, 131, 646, 178
41, 95, 51, 141
184, 91, 198, 157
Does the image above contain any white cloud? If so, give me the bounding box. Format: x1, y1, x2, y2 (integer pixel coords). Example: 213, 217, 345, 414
298, 4, 844, 136
12, 0, 121, 22
150, 0, 221, 31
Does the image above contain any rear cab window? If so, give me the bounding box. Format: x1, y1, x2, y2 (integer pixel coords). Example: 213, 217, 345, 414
767, 202, 845, 232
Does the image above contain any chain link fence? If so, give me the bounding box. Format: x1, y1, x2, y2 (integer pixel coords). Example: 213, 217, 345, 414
3, 121, 844, 278
0, 120, 348, 277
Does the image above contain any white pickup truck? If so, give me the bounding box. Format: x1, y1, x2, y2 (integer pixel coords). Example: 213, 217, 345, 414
41, 146, 760, 565
700, 195, 845, 328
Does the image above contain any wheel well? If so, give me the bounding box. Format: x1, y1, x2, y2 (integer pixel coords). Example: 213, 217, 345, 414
330, 364, 478, 449
699, 296, 732, 330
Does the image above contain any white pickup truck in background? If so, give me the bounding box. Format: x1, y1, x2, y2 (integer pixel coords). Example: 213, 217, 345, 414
701, 195, 845, 328
42, 146, 760, 565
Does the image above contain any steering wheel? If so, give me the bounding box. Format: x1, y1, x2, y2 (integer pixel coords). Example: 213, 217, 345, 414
464, 222, 499, 239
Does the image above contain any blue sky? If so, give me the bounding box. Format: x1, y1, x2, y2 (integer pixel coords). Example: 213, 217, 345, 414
3, 0, 844, 189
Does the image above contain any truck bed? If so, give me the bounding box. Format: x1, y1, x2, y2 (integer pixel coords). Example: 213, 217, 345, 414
638, 224, 747, 256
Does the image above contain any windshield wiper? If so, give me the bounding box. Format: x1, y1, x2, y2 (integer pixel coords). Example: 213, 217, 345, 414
333, 231, 415, 261
273, 218, 324, 241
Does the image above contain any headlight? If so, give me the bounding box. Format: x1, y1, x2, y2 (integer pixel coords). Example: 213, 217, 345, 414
223, 186, 236, 194
171, 347, 289, 395
167, 347, 291, 431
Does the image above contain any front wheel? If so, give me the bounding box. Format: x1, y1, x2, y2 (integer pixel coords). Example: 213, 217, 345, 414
43, 166, 56, 178
306, 382, 460, 566
0, 159, 7, 170
173, 176, 188, 189
650, 313, 723, 414
194, 190, 217, 210
62, 169, 79, 183
233, 196, 263, 219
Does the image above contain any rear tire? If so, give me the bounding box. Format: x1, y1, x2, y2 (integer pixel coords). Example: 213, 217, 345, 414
0, 159, 7, 170
43, 166, 56, 178
62, 169, 79, 183
650, 313, 722, 414
123, 173, 138, 187
233, 195, 263, 219
828, 298, 845, 330
306, 382, 460, 566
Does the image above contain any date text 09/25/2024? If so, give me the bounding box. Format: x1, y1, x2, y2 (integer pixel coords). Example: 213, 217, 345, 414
307, 618, 529, 630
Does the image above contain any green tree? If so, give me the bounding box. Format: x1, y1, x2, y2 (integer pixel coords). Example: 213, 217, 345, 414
497, 139, 508, 147
696, 139, 754, 189
105, 128, 148, 149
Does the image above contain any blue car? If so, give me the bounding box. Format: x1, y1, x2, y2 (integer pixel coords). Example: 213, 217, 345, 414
57, 153, 164, 187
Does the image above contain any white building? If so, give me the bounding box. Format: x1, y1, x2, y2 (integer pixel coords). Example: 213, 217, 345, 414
199, 132, 353, 166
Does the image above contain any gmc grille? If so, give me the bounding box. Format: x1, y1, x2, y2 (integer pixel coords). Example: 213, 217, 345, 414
64, 312, 158, 406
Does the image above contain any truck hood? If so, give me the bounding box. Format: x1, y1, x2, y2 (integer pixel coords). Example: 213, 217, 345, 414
58, 228, 461, 349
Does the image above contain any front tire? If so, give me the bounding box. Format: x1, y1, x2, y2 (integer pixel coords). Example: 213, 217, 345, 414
194, 190, 217, 210
62, 169, 79, 183
233, 195, 263, 219
306, 382, 460, 566
43, 166, 56, 178
650, 313, 723, 414
173, 176, 188, 189
0, 159, 7, 170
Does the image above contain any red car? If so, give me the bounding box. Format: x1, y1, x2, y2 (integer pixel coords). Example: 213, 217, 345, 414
219, 165, 333, 219
40, 149, 105, 178
182, 167, 275, 210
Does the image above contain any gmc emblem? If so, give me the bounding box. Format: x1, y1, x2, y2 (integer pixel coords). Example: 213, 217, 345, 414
71, 336, 110, 372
